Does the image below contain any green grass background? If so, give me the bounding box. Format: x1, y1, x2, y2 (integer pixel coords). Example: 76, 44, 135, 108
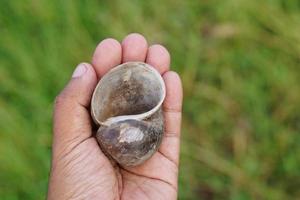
1, 0, 300, 199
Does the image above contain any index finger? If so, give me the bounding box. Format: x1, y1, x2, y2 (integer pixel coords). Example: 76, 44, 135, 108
92, 38, 122, 78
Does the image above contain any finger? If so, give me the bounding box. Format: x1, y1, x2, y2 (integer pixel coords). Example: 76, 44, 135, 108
92, 38, 122, 77
159, 71, 183, 166
122, 33, 148, 62
53, 63, 97, 157
146, 44, 170, 74
122, 73, 182, 188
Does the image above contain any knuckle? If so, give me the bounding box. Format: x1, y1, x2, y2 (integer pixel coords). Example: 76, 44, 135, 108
54, 92, 69, 109
163, 106, 182, 114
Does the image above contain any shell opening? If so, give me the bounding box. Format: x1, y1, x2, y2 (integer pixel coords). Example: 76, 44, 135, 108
91, 62, 165, 126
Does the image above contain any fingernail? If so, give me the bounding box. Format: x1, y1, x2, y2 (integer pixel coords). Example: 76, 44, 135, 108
72, 63, 87, 78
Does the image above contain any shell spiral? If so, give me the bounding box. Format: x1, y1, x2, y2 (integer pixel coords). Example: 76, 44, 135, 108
91, 62, 166, 167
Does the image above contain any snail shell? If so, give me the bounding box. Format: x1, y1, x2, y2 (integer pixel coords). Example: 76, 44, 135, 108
91, 62, 166, 167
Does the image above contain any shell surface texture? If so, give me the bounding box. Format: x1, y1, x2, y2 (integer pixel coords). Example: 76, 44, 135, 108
91, 62, 166, 167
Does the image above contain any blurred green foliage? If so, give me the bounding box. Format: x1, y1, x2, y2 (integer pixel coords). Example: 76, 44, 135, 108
1, 0, 300, 199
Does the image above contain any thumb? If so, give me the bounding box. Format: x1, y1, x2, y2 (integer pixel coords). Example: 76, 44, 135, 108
52, 63, 97, 159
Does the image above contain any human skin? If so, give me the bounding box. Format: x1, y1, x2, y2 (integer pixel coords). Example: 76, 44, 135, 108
47, 33, 183, 200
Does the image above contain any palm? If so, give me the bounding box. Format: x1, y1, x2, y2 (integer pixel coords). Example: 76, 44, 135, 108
48, 34, 182, 200
120, 149, 178, 200
67, 134, 177, 199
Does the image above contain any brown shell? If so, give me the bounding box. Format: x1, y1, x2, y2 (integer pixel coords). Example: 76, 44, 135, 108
91, 62, 165, 166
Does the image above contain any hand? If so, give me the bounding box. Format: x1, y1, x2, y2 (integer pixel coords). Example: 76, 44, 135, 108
47, 33, 183, 200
